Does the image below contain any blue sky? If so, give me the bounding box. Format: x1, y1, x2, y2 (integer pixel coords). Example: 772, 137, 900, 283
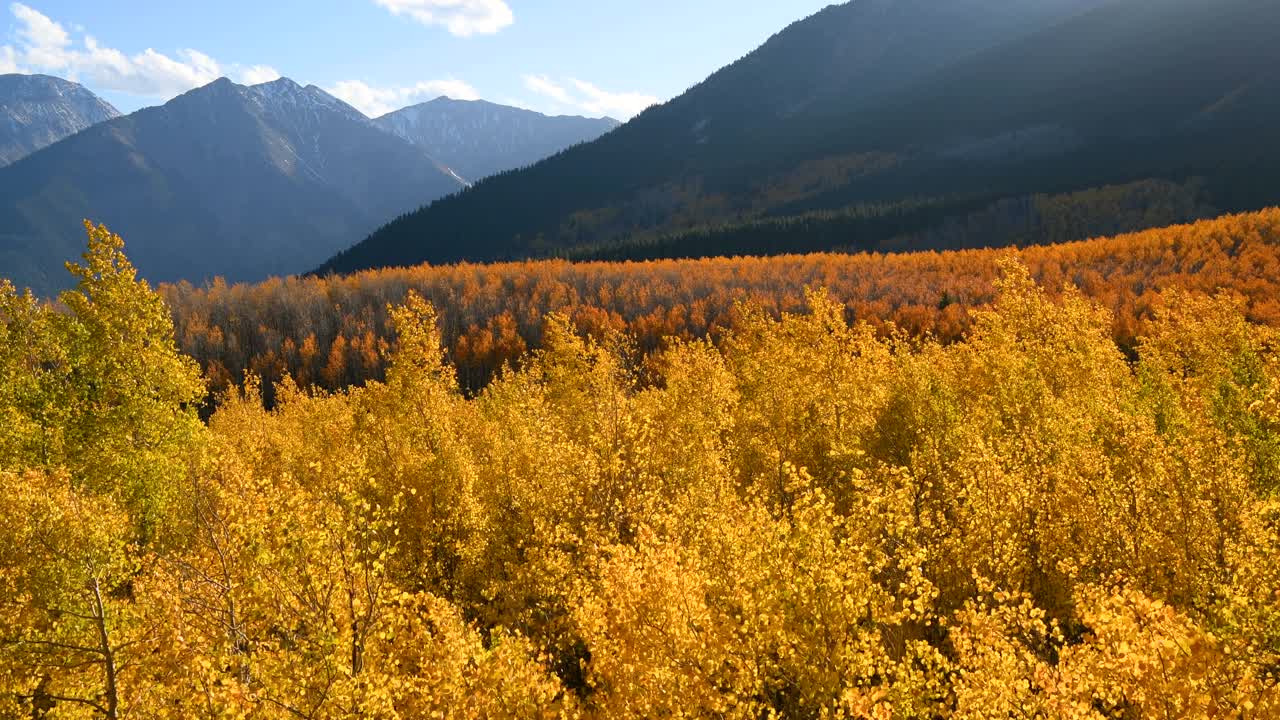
0, 0, 834, 119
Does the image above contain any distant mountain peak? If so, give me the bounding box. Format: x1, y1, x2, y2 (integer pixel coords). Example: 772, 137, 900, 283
168, 76, 370, 127
249, 77, 343, 107
388, 95, 621, 124
169, 76, 240, 105
0, 73, 108, 102
245, 76, 313, 103
252, 76, 302, 90
0, 73, 120, 167
374, 98, 620, 181
203, 76, 237, 91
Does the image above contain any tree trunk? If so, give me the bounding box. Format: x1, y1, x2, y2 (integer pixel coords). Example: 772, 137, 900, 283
89, 576, 120, 720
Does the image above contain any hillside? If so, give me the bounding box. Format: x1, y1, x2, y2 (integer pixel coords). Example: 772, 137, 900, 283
377, 98, 619, 182
0, 73, 120, 167
768, 0, 1280, 213
0, 77, 463, 295
319, 0, 1280, 276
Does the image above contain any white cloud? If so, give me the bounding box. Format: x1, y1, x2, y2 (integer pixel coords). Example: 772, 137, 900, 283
569, 79, 657, 119
11, 1, 68, 67
373, 0, 513, 37
0, 45, 19, 73
523, 74, 657, 120
522, 74, 572, 105
1, 3, 274, 100
326, 78, 480, 117
238, 64, 282, 85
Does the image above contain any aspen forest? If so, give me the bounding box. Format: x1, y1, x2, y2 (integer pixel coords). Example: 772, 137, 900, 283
2, 220, 1279, 718
167, 208, 1280, 398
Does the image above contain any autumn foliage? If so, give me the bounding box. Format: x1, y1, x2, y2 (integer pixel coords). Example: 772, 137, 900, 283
2, 221, 1280, 717
165, 207, 1280, 396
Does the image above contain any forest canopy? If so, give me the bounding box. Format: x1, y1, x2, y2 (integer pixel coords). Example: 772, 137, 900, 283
166, 207, 1280, 398
1, 222, 1278, 717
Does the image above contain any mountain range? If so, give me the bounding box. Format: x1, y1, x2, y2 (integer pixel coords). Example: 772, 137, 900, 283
4, 0, 1280, 294
377, 98, 618, 183
319, 0, 1280, 275
0, 77, 464, 294
0, 74, 120, 167
0, 78, 619, 294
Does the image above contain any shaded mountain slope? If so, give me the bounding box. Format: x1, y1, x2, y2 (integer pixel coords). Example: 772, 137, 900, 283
318, 0, 1110, 273
320, 0, 1280, 275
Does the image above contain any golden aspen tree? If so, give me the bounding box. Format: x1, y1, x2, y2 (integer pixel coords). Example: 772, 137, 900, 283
0, 471, 180, 719
0, 280, 58, 466
0, 222, 205, 541
355, 294, 486, 598
0, 224, 205, 718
